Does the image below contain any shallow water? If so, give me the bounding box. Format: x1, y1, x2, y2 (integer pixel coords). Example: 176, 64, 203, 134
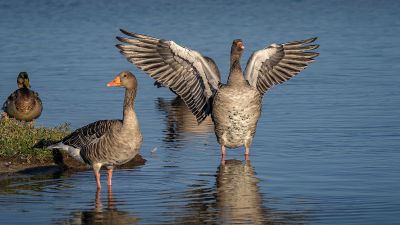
1, 0, 400, 224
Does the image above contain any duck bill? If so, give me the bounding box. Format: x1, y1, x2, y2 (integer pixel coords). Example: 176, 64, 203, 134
107, 76, 121, 87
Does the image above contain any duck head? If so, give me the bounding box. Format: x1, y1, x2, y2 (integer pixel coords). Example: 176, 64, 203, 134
107, 71, 138, 90
17, 72, 30, 89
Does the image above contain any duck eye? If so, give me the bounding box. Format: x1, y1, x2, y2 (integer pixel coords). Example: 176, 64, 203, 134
123, 74, 127, 77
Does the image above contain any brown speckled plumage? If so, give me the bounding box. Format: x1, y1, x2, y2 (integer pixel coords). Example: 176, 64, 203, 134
2, 72, 42, 122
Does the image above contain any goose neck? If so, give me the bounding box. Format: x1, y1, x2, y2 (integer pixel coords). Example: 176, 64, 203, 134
228, 54, 245, 85
122, 88, 137, 126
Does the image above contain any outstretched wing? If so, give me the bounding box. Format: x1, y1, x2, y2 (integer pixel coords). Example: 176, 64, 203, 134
116, 29, 221, 123
203, 56, 221, 81
245, 37, 319, 95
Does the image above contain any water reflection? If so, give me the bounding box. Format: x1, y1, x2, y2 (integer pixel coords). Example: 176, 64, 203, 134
56, 189, 138, 225
216, 159, 266, 224
168, 159, 308, 224
216, 159, 309, 224
156, 97, 214, 147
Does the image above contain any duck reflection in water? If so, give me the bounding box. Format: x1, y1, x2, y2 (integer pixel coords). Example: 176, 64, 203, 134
156, 96, 215, 145
59, 188, 138, 225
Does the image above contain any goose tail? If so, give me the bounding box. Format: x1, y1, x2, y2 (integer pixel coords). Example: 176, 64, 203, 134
47, 142, 84, 163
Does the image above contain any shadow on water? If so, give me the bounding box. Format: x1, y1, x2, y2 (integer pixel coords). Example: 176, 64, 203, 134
156, 97, 215, 148
0, 154, 146, 195
55, 189, 138, 225
0, 166, 72, 195
167, 159, 309, 225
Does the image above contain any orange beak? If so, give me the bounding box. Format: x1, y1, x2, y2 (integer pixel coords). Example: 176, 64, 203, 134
107, 76, 121, 87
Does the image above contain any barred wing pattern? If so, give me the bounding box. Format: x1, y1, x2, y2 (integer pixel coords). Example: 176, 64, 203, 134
62, 120, 121, 149
116, 29, 221, 123
244, 37, 319, 95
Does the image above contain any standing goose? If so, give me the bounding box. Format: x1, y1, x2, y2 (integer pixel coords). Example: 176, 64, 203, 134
116, 29, 319, 158
48, 71, 142, 190
2, 72, 43, 122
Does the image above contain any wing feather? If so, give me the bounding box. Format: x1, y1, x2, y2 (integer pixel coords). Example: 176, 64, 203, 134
245, 37, 319, 95
61, 120, 121, 149
117, 29, 221, 123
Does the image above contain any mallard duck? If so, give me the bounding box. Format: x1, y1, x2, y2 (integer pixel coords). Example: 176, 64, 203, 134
116, 30, 319, 158
48, 71, 143, 190
2, 72, 43, 122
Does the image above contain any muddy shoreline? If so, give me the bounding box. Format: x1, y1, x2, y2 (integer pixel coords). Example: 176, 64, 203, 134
0, 151, 146, 180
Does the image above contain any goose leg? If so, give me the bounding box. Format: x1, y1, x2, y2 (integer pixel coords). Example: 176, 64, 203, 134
107, 167, 113, 187
94, 171, 101, 190
244, 136, 252, 160
93, 163, 102, 190
245, 147, 250, 161
221, 145, 226, 156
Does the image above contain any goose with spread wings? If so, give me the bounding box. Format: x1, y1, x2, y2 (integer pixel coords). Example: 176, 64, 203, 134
116, 29, 319, 158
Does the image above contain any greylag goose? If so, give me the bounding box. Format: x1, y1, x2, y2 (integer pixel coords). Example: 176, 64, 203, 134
116, 29, 319, 158
48, 71, 142, 190
2, 72, 43, 122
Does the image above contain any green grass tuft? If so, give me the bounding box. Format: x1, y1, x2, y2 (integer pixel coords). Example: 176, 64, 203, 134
0, 116, 71, 160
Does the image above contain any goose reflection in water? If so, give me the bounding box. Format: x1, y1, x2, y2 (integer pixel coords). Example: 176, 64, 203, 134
156, 97, 215, 146
216, 159, 308, 225
169, 160, 307, 224
216, 159, 266, 224
58, 189, 138, 225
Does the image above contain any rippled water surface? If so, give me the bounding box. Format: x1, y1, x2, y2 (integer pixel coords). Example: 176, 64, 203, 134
1, 0, 400, 224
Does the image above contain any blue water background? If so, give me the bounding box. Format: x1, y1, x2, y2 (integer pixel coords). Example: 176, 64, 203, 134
0, 0, 399, 224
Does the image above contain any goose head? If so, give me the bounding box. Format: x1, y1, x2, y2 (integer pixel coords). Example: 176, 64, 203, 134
17, 72, 30, 89
107, 71, 138, 90
231, 39, 245, 56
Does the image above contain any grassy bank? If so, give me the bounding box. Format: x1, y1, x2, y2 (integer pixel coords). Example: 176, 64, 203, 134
0, 116, 70, 162
0, 116, 146, 173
